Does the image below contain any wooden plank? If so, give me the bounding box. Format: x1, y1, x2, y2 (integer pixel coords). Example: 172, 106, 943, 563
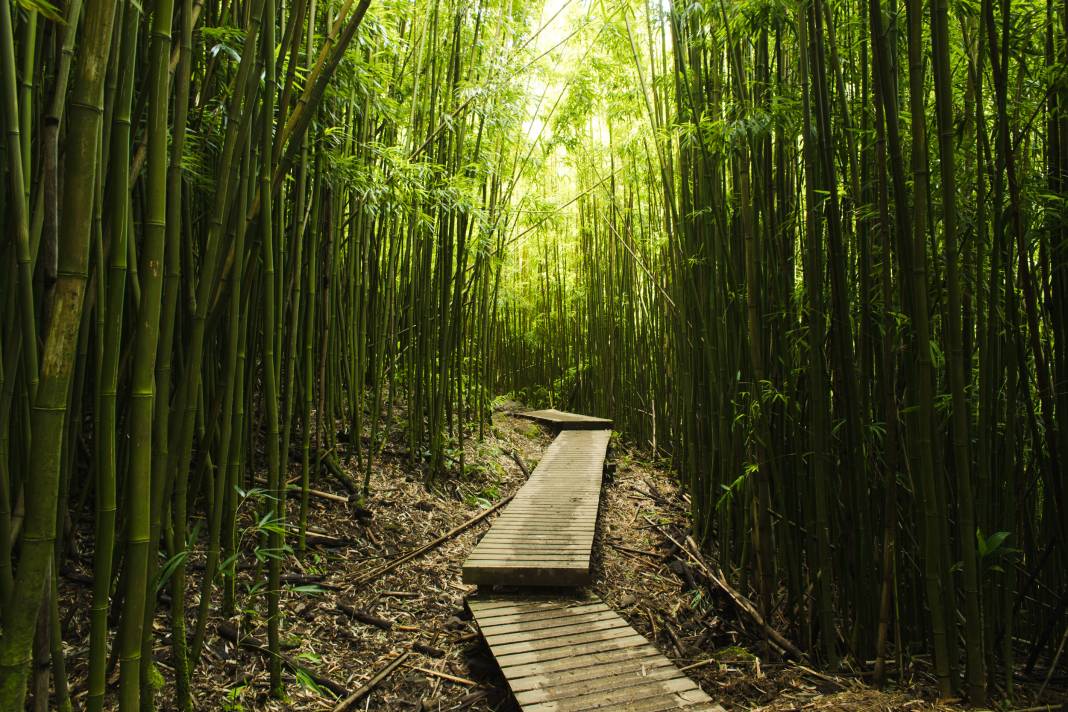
477, 608, 617, 631
498, 646, 665, 679
503, 499, 601, 504
595, 695, 726, 712
471, 604, 609, 623
522, 684, 718, 712
477, 609, 619, 632
515, 408, 614, 430
476, 531, 595, 540
491, 626, 641, 657
475, 531, 595, 539
475, 533, 595, 541
467, 554, 592, 562
484, 618, 633, 647
480, 523, 598, 529
462, 428, 609, 587
518, 678, 705, 711
469, 597, 602, 614
494, 634, 651, 667
494, 504, 601, 514
483, 519, 593, 526
474, 522, 596, 531
463, 565, 592, 587
464, 561, 590, 572
503, 505, 598, 510
506, 654, 670, 691
467, 547, 595, 556
479, 523, 596, 531
464, 557, 592, 566
470, 540, 596, 547
472, 550, 598, 555
468, 599, 601, 618
513, 666, 682, 705
491, 512, 600, 519
465, 553, 595, 563
505, 499, 598, 505
470, 595, 723, 711
468, 550, 595, 558
481, 520, 597, 527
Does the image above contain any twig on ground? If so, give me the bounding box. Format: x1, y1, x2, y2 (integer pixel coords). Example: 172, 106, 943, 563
409, 665, 477, 686
608, 540, 665, 559
642, 515, 806, 660
679, 658, 720, 672
791, 662, 848, 690
332, 651, 411, 712
337, 604, 392, 630
354, 494, 514, 587
413, 641, 446, 658
449, 688, 489, 709
506, 450, 531, 478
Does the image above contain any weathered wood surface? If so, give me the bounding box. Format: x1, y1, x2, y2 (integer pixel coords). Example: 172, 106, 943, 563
516, 408, 613, 430
461, 429, 610, 586
469, 595, 726, 711
464, 411, 718, 708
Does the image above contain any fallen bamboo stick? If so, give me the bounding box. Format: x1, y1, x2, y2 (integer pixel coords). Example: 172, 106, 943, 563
506, 450, 531, 478
608, 540, 665, 559
354, 494, 514, 587
254, 476, 350, 504
642, 515, 805, 660
332, 651, 411, 711
413, 641, 446, 658
337, 603, 392, 630
682, 533, 805, 660
409, 665, 477, 686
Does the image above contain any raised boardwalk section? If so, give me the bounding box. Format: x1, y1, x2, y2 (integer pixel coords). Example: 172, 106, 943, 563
469, 595, 725, 711
516, 408, 614, 430
464, 409, 720, 709
461, 429, 611, 586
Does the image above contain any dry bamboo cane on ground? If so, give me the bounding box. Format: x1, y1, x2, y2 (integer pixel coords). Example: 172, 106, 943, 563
354, 494, 514, 587
642, 515, 805, 660
332, 651, 411, 712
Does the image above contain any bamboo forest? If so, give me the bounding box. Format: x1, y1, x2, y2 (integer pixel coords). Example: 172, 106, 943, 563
2, 0, 1068, 707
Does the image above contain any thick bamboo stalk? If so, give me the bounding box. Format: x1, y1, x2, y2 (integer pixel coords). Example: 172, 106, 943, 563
0, 0, 119, 704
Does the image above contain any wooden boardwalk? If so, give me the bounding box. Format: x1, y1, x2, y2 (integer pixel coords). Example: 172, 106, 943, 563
469, 595, 725, 711
463, 410, 723, 709
462, 429, 611, 586
516, 408, 614, 430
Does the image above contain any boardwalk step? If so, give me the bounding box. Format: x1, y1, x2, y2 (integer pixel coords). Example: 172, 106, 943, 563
461, 429, 610, 587
470, 595, 725, 712
464, 411, 718, 709
516, 408, 614, 430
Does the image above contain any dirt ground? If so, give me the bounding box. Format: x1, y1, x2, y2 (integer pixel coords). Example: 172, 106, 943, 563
57, 407, 1068, 711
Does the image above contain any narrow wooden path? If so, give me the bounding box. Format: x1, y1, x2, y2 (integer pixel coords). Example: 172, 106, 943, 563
463, 410, 725, 711
470, 596, 725, 711
516, 408, 614, 430
462, 429, 610, 586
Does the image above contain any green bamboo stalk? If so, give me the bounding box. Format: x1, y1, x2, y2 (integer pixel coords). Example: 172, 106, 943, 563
798, 0, 838, 665
301, 166, 322, 550
931, 0, 985, 698
259, 0, 284, 694
0, 333, 10, 607
87, 4, 138, 709
0, 0, 119, 704
116, 0, 178, 706
0, 0, 39, 403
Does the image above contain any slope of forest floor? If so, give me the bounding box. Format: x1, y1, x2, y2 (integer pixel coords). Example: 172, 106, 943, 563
58, 406, 1066, 711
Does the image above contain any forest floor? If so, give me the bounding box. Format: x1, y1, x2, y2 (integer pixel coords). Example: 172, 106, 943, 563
58, 406, 1067, 711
